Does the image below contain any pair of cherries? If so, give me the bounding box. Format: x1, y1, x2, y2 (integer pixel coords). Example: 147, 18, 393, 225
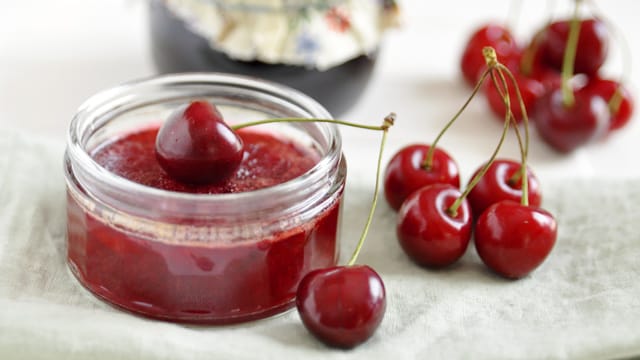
155, 100, 388, 348
461, 13, 634, 153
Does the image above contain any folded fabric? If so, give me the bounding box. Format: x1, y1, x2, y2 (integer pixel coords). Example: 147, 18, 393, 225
1, 129, 639, 360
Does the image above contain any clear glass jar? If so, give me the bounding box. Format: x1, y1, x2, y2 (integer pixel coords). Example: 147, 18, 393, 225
149, 0, 400, 115
64, 73, 346, 324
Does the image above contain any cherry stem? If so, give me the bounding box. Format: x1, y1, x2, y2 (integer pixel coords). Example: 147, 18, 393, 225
490, 68, 528, 160
347, 113, 395, 266
232, 118, 388, 132
448, 100, 511, 216
561, 0, 583, 108
448, 46, 532, 216
490, 65, 530, 205
609, 88, 624, 114
422, 61, 493, 170
447, 47, 506, 215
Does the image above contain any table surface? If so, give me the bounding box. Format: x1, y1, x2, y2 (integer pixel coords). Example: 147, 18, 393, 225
2, 1, 640, 359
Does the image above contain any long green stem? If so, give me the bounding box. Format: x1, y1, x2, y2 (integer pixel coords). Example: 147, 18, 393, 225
497, 64, 530, 159
561, 0, 583, 107
232, 118, 387, 131
448, 45, 535, 215
423, 66, 492, 169
347, 114, 394, 266
448, 103, 512, 216
489, 70, 526, 188
492, 66, 530, 206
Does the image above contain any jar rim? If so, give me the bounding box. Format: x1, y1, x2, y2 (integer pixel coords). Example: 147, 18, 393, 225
66, 72, 341, 217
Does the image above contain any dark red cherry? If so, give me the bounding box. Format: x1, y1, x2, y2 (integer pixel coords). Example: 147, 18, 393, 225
384, 144, 460, 211
475, 201, 557, 279
155, 100, 244, 184
467, 159, 542, 218
578, 77, 634, 131
533, 86, 610, 152
396, 184, 472, 268
461, 24, 521, 86
296, 265, 386, 348
483, 72, 545, 123
541, 18, 609, 75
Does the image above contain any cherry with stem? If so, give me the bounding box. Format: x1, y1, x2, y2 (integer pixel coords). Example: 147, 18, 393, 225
533, 0, 610, 153
396, 48, 515, 268
155, 100, 245, 184
296, 114, 395, 349
473, 52, 558, 279
156, 100, 394, 185
468, 57, 543, 216
384, 58, 503, 211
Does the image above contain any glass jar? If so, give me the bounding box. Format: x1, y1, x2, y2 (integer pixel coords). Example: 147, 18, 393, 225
149, 0, 400, 115
64, 73, 346, 324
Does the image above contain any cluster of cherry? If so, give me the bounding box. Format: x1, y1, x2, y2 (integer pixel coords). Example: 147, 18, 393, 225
385, 46, 557, 284
461, 2, 633, 153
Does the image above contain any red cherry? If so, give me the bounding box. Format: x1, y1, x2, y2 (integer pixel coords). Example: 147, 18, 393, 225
474, 201, 557, 279
461, 24, 521, 86
578, 77, 634, 131
155, 100, 244, 184
296, 265, 386, 348
384, 144, 460, 211
483, 72, 545, 123
467, 159, 542, 218
533, 86, 610, 152
541, 18, 609, 75
396, 184, 472, 268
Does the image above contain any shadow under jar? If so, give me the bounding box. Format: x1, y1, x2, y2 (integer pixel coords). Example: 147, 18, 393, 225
149, 0, 400, 116
64, 73, 346, 324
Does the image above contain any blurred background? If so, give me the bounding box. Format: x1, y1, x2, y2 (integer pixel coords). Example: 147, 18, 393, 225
1, 0, 639, 183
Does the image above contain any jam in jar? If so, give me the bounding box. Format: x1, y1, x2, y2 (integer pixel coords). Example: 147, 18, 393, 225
64, 73, 346, 324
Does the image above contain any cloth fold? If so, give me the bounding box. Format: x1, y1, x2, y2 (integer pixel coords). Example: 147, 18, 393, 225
1, 129, 639, 360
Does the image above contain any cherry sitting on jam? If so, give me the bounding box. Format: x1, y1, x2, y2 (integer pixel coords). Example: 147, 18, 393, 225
155, 100, 244, 184
97, 127, 318, 194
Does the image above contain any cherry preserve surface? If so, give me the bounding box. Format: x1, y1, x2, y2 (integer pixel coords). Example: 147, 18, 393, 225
67, 127, 341, 324
149, 0, 378, 116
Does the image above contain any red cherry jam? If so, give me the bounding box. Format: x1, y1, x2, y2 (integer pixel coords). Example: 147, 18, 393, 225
94, 127, 319, 194
65, 74, 345, 324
